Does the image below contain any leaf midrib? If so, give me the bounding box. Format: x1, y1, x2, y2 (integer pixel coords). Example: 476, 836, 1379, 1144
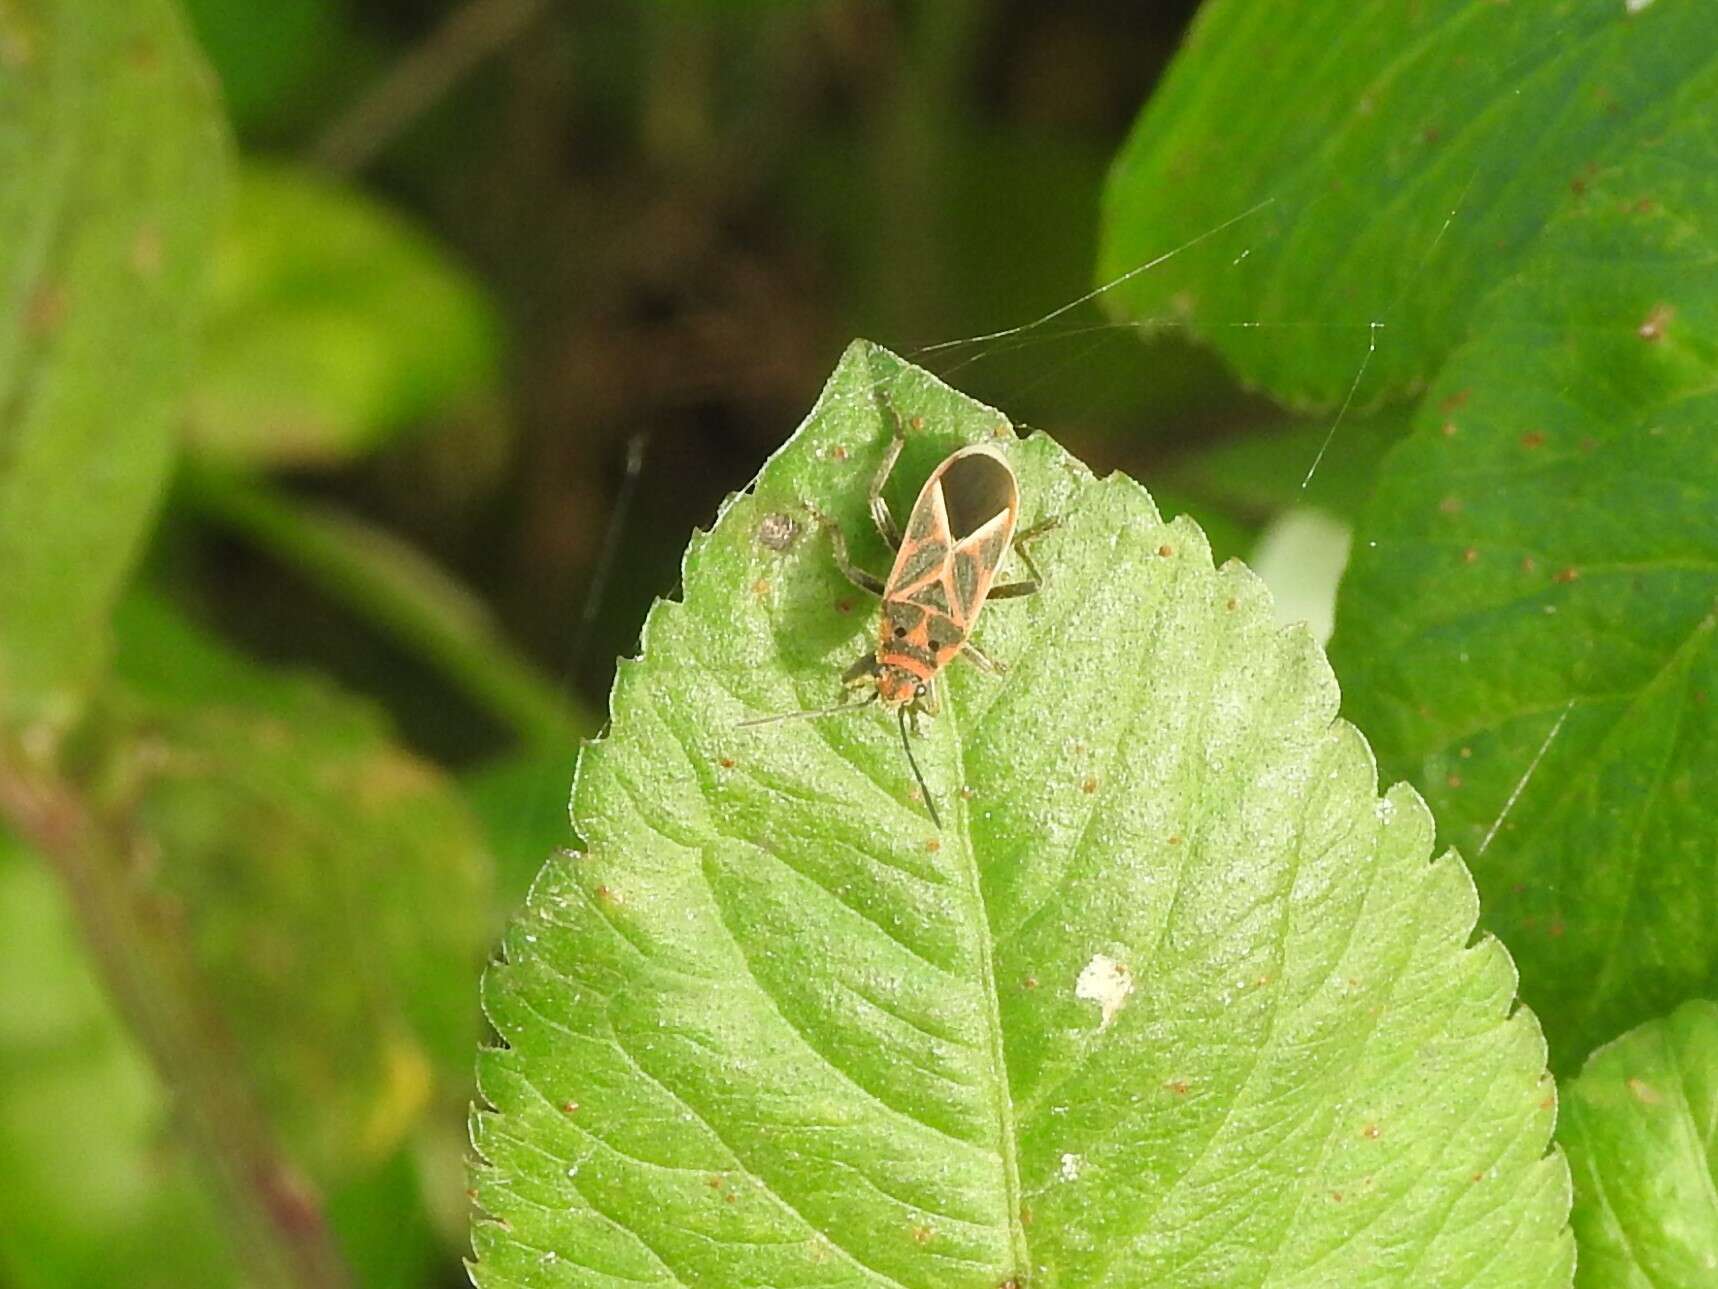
944, 686, 1031, 1281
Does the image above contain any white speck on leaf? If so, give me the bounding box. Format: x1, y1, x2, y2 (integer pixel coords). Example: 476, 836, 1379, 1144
1624, 0, 1655, 12
1075, 953, 1134, 1029
1060, 1152, 1083, 1182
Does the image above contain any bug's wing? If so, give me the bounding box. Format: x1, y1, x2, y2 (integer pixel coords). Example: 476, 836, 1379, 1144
885, 473, 955, 599
938, 446, 1020, 625
937, 446, 1018, 542
948, 508, 1014, 624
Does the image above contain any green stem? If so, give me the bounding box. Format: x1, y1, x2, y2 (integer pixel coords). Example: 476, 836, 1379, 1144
179, 463, 592, 749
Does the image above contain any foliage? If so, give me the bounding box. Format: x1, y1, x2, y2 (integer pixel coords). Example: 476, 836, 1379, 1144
0, 0, 226, 732
1331, 105, 1718, 1069
188, 161, 503, 468
1, 0, 1712, 1285
1099, 0, 1718, 409
1561, 1001, 1718, 1288
469, 342, 1570, 1287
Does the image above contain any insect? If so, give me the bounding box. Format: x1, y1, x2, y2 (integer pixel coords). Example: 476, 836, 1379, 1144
742, 394, 1056, 827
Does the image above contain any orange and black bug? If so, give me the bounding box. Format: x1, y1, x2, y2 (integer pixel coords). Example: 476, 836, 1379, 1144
742, 395, 1056, 827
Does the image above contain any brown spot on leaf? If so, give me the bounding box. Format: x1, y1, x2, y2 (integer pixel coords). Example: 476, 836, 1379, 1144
1463, 547, 1479, 564
1447, 773, 1463, 789
1438, 388, 1470, 413
1438, 496, 1462, 515
1627, 1077, 1661, 1105
1638, 303, 1673, 342
1553, 566, 1580, 584
1081, 776, 1099, 795
1440, 421, 1459, 438
1158, 544, 1175, 558
1520, 429, 1546, 449
756, 512, 799, 551
131, 226, 163, 278
718, 757, 735, 769
831, 444, 848, 461
25, 283, 66, 334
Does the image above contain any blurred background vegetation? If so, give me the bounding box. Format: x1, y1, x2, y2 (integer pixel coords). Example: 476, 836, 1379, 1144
4, 2, 1354, 1286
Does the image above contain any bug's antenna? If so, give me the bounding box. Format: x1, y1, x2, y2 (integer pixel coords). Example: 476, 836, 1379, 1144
899, 706, 941, 830
736, 692, 878, 728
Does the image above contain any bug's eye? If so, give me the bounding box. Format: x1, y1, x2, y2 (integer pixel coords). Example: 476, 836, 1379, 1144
915, 683, 927, 697
893, 626, 907, 639
927, 638, 941, 652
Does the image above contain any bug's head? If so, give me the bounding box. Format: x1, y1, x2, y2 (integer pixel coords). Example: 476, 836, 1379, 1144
875, 664, 927, 710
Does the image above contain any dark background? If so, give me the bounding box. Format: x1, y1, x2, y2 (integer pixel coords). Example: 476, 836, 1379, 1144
183, 0, 1278, 768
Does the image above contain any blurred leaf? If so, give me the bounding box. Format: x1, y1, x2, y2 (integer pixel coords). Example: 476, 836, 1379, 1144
1098, 0, 1716, 408
0, 835, 238, 1289
470, 341, 1570, 1287
0, 0, 227, 733
462, 744, 580, 913
180, 464, 590, 747
1329, 102, 1718, 1070
1159, 410, 1414, 527
187, 161, 502, 468
182, 0, 339, 134
1560, 1000, 1718, 1288
102, 592, 493, 1183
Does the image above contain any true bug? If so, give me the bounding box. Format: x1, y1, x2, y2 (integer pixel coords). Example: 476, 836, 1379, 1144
742, 395, 1056, 827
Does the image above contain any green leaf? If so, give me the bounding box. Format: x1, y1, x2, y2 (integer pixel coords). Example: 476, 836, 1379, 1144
0, 0, 227, 733
182, 0, 339, 133
1560, 1001, 1718, 1288
104, 593, 493, 1182
1159, 411, 1414, 529
1097, 0, 1718, 408
1328, 93, 1718, 1071
470, 341, 1571, 1287
0, 835, 239, 1289
186, 161, 502, 468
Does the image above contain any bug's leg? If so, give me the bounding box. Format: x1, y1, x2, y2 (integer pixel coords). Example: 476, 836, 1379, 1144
960, 639, 1006, 676
869, 391, 908, 550
842, 653, 880, 688
905, 680, 941, 736
803, 504, 886, 596
988, 517, 1061, 600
